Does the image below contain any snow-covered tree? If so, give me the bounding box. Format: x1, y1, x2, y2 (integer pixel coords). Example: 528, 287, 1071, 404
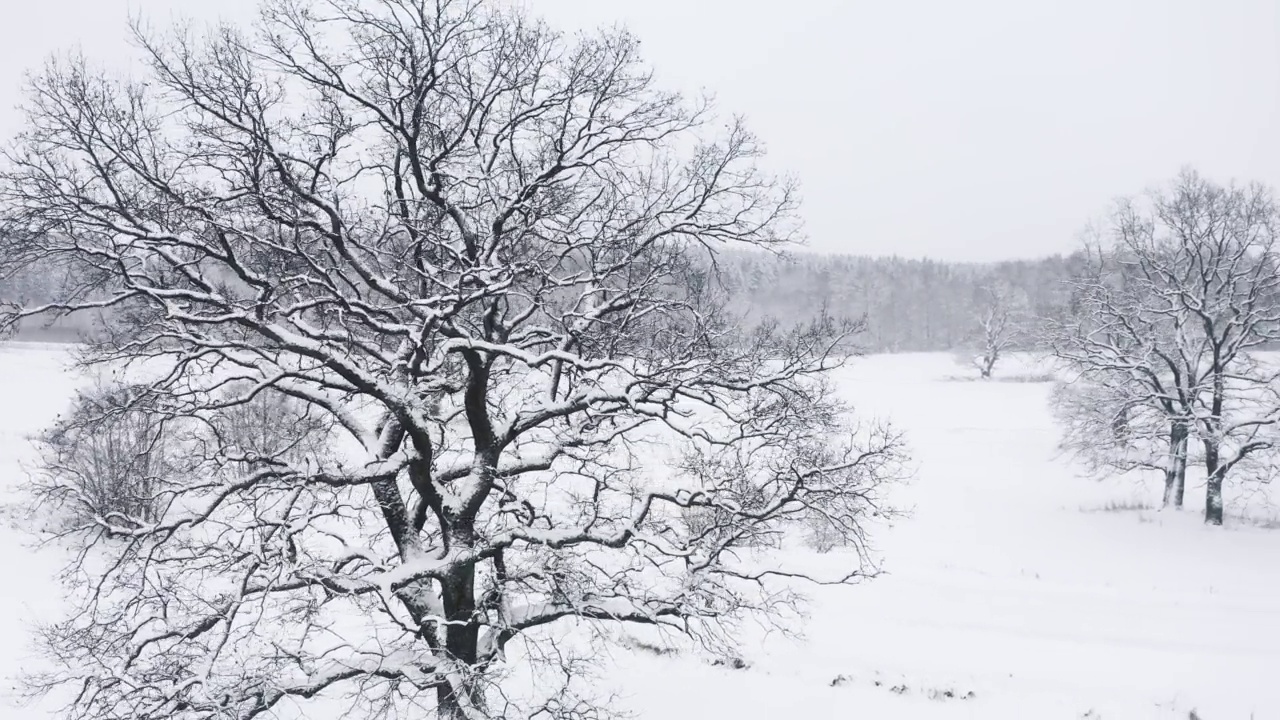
1050, 367, 1192, 509
957, 283, 1024, 379
0, 2, 906, 718
1135, 174, 1280, 524
1051, 171, 1280, 523
1049, 238, 1195, 509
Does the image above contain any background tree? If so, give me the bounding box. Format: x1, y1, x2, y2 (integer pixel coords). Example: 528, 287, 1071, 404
0, 1, 904, 718
957, 283, 1024, 379
1051, 171, 1280, 524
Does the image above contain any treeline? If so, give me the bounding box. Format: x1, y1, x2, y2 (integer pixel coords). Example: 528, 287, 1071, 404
2, 248, 1087, 351
0, 258, 96, 342
716, 250, 1085, 353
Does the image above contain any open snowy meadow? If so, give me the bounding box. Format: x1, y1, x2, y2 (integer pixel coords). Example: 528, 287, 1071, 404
3, 342, 1277, 720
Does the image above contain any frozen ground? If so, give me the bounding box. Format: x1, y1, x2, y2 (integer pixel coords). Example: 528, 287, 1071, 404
3, 346, 1279, 719
0, 343, 82, 715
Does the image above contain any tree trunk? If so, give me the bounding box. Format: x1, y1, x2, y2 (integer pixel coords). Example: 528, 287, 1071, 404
1111, 406, 1130, 444
436, 353, 498, 719
1162, 421, 1187, 509
436, 529, 482, 720
1203, 439, 1224, 526
1172, 436, 1187, 508
980, 355, 994, 379
1204, 371, 1226, 526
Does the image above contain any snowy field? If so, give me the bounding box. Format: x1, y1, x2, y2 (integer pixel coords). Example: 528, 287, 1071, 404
3, 344, 1279, 719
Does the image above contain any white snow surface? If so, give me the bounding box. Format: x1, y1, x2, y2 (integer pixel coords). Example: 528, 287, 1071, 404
3, 345, 1279, 719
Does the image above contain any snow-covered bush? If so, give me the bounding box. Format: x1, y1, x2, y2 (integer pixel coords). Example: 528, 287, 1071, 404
35, 382, 176, 529
804, 513, 845, 553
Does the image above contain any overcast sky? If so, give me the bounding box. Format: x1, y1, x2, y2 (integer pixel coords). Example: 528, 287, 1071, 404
1, 0, 1277, 261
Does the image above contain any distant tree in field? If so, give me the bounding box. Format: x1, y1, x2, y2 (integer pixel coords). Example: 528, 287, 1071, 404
0, 1, 906, 719
957, 284, 1024, 379
1051, 171, 1280, 523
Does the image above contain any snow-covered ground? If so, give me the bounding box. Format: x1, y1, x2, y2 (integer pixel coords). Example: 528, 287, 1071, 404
0, 343, 83, 715
3, 346, 1279, 719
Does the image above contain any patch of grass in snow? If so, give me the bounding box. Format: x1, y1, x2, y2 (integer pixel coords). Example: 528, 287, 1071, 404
0, 495, 45, 535
618, 635, 679, 658
1083, 709, 1212, 719
938, 372, 1057, 384
831, 672, 976, 702
992, 372, 1058, 383
937, 373, 984, 383
0, 499, 20, 530
1078, 497, 1280, 530
1223, 510, 1280, 530
1079, 498, 1158, 514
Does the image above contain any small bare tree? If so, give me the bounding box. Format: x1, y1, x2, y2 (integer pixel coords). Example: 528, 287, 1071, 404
0, 2, 906, 718
958, 283, 1022, 379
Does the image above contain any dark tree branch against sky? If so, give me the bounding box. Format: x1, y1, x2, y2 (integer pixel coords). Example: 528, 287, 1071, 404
0, 0, 1276, 262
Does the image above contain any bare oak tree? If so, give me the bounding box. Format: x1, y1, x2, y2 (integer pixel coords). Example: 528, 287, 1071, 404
1052, 171, 1280, 524
1050, 239, 1195, 509
0, 1, 904, 718
1131, 173, 1280, 524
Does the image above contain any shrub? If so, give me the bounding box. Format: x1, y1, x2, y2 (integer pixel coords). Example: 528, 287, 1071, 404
34, 381, 332, 532
36, 382, 176, 529
804, 513, 846, 553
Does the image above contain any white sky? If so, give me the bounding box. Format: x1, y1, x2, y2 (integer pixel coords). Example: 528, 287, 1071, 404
2, 0, 1277, 261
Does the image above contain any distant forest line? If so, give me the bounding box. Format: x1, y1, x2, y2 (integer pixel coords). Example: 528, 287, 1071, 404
716, 250, 1083, 353
2, 250, 1085, 353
